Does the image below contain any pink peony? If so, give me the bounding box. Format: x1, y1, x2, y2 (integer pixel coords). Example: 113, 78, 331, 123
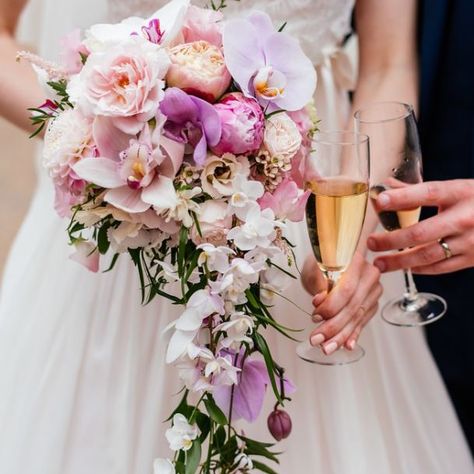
190, 200, 232, 246
211, 93, 265, 156
182, 5, 223, 47
67, 38, 170, 134
258, 178, 310, 222
166, 41, 231, 103
59, 29, 89, 75
43, 109, 95, 217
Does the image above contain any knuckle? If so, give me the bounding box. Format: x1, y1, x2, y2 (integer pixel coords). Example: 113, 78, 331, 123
426, 182, 441, 202
409, 225, 426, 243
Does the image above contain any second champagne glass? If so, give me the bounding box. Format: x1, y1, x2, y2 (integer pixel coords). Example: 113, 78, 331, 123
296, 131, 370, 366
355, 102, 447, 326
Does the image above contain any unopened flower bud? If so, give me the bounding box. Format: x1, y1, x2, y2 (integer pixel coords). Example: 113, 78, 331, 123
267, 408, 292, 441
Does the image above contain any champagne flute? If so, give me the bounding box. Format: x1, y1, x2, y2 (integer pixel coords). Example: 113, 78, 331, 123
354, 102, 447, 326
296, 131, 370, 366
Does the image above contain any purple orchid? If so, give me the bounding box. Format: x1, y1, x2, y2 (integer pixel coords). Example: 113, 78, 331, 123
213, 350, 295, 423
141, 18, 165, 44
223, 11, 317, 111
160, 88, 222, 166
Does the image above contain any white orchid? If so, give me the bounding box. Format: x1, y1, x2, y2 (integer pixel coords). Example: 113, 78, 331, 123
84, 0, 190, 52
197, 244, 235, 273
166, 289, 224, 363
166, 187, 201, 228
214, 312, 255, 349
153, 458, 176, 474
229, 174, 265, 219
227, 206, 278, 251
165, 414, 199, 451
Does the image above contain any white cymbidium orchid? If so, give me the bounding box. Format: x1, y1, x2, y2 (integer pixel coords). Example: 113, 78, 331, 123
165, 414, 199, 451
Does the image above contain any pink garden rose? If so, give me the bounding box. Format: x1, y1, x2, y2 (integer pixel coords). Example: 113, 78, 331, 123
211, 93, 265, 157
43, 109, 95, 217
67, 38, 170, 134
263, 113, 302, 161
191, 200, 232, 246
166, 41, 231, 103
182, 5, 223, 47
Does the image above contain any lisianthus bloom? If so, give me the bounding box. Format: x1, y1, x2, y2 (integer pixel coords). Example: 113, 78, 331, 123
263, 112, 302, 161
160, 87, 221, 165
43, 108, 95, 217
201, 153, 248, 199
68, 38, 169, 134
84, 0, 190, 52
73, 122, 184, 214
259, 178, 310, 222
223, 11, 316, 111
182, 5, 223, 47
211, 93, 265, 157
166, 40, 231, 102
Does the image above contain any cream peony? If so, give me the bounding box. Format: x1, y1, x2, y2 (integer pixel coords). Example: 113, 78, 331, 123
201, 153, 249, 198
263, 112, 302, 161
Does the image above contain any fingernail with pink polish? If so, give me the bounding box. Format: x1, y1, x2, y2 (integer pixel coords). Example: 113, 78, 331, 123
310, 333, 325, 346
378, 193, 390, 208
312, 314, 323, 323
323, 341, 338, 355
347, 340, 356, 351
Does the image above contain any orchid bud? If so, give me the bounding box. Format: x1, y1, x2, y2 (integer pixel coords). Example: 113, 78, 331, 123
267, 408, 292, 441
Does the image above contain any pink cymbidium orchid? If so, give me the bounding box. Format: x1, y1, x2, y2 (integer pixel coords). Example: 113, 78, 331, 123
73, 119, 184, 214
258, 178, 310, 222
223, 11, 316, 111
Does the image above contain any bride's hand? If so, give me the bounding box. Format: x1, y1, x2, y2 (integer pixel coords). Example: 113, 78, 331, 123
303, 252, 382, 354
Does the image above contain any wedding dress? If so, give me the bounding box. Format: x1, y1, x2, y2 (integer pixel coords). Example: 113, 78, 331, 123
0, 0, 472, 473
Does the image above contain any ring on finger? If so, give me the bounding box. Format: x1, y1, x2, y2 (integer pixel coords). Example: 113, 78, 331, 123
438, 238, 453, 260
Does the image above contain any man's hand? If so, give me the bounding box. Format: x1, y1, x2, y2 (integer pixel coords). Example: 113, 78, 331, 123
368, 180, 474, 274
302, 252, 382, 354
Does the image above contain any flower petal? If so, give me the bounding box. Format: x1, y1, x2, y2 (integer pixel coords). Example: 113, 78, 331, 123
93, 116, 131, 160
223, 19, 264, 97
141, 175, 178, 210
161, 87, 198, 125
105, 186, 151, 213
69, 241, 100, 273
148, 0, 190, 46
166, 330, 196, 363
191, 96, 221, 147
263, 33, 317, 111
73, 158, 123, 188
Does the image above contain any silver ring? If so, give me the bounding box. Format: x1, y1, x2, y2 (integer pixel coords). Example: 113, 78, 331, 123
438, 238, 453, 260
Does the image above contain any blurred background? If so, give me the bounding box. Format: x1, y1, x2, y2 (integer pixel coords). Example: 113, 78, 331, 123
0, 119, 35, 273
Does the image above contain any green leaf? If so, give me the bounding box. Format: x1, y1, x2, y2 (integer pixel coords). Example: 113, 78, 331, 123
103, 253, 120, 273
185, 440, 202, 474
195, 412, 211, 443
252, 460, 279, 474
175, 461, 185, 474
97, 222, 111, 254
129, 249, 145, 303
165, 390, 190, 422
213, 425, 226, 450
253, 333, 283, 404
204, 395, 228, 425
177, 227, 188, 276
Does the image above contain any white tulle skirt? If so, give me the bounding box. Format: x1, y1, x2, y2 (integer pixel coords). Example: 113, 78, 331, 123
0, 156, 472, 473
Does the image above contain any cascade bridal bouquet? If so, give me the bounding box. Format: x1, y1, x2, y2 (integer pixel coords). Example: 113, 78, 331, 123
20, 0, 317, 472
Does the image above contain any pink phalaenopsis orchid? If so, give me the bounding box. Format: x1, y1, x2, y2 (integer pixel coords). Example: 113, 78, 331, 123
59, 29, 89, 75
223, 11, 317, 111
73, 119, 184, 214
259, 178, 310, 222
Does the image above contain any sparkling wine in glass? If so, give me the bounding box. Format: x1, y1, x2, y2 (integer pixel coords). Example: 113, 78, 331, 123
355, 102, 447, 326
296, 131, 370, 366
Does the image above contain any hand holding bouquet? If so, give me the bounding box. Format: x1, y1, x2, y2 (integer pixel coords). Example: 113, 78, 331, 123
20, 1, 317, 472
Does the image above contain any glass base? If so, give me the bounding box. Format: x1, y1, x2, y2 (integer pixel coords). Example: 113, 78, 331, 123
296, 340, 365, 366
382, 292, 447, 327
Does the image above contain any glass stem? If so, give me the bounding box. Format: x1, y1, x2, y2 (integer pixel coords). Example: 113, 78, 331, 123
402, 268, 419, 306
324, 270, 342, 293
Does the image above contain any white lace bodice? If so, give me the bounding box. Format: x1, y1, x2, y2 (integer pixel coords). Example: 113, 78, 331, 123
108, 0, 354, 65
